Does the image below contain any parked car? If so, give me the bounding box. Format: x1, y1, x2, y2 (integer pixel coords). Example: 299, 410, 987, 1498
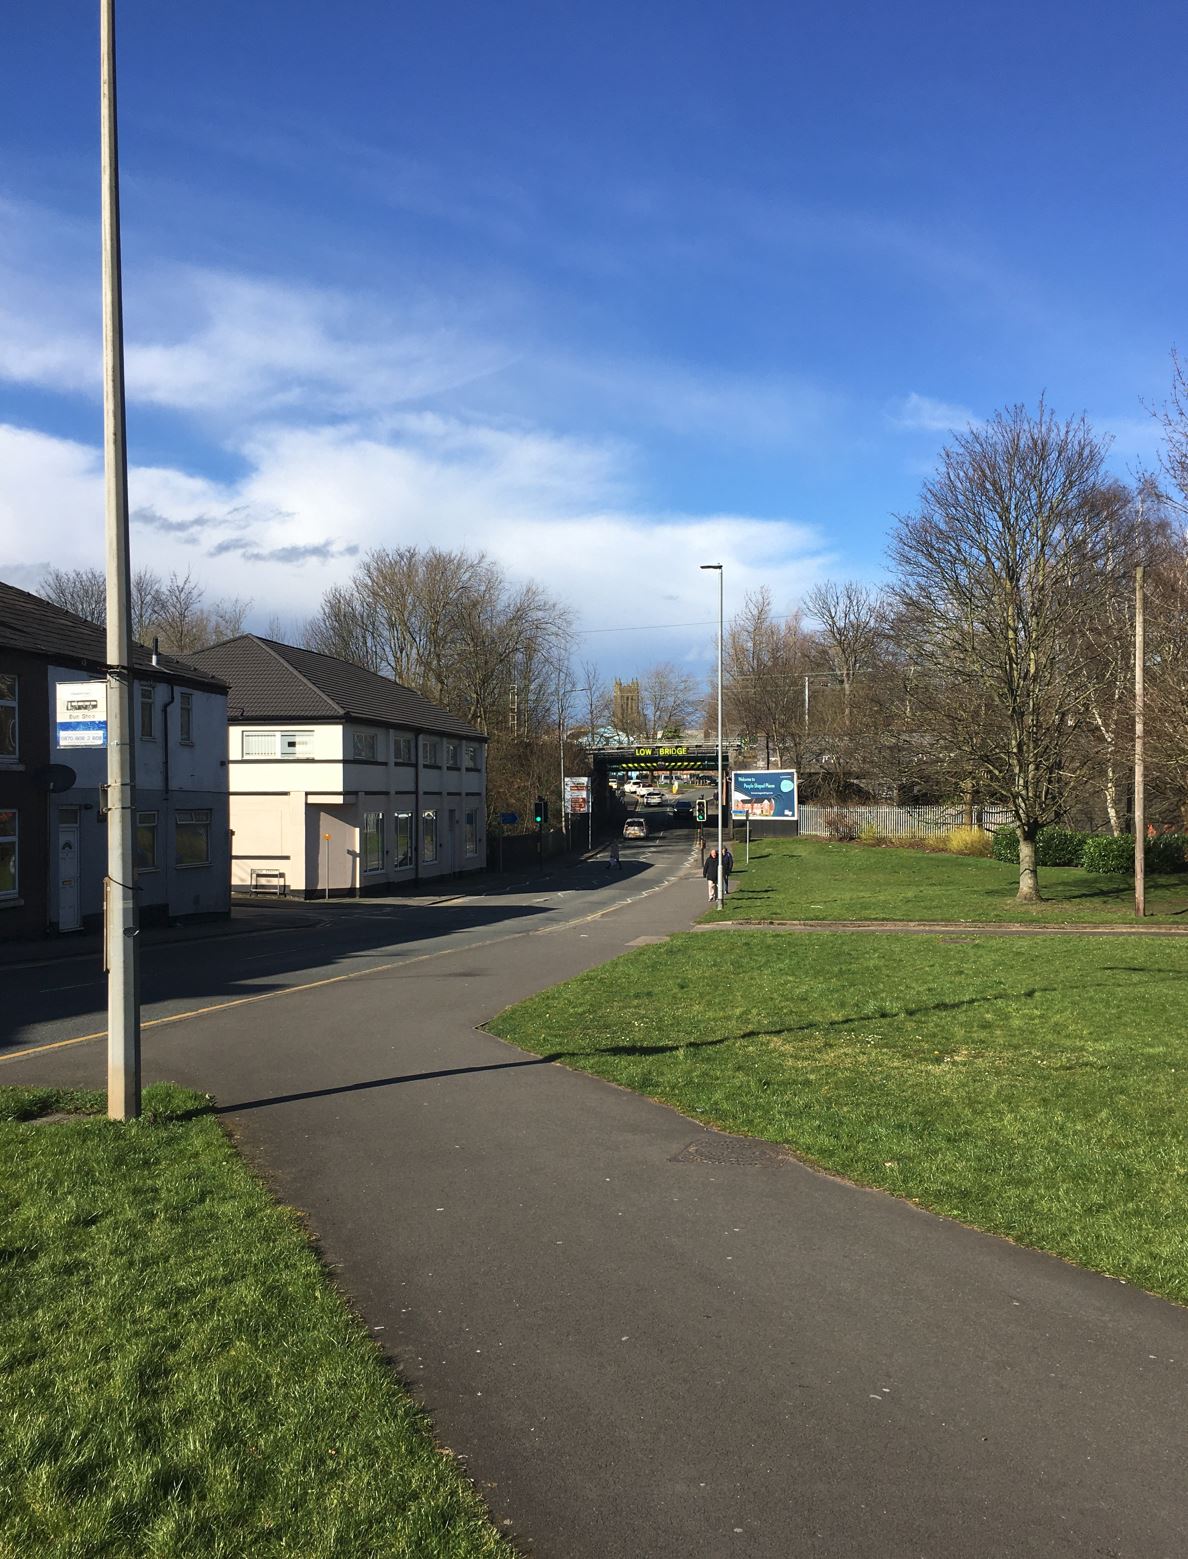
623, 816, 648, 839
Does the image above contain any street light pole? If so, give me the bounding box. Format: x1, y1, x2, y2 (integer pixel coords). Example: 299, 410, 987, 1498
100, 0, 140, 1120
701, 564, 724, 907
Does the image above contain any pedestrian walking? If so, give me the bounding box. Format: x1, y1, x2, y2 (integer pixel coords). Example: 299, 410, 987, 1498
607, 839, 622, 871
722, 845, 734, 896
703, 846, 719, 904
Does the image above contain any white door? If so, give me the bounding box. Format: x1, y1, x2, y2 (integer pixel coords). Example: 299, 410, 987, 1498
58, 809, 81, 931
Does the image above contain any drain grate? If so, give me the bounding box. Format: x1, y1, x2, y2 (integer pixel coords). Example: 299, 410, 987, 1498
670, 1135, 789, 1167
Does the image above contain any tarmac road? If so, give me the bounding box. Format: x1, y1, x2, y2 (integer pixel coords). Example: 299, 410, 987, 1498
3, 830, 1187, 1557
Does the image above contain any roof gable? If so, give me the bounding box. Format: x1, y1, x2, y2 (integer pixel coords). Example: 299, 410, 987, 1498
191, 635, 486, 739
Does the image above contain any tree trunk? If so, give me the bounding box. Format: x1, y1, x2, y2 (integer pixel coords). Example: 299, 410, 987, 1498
963, 781, 975, 829
1104, 761, 1120, 836
1017, 825, 1041, 902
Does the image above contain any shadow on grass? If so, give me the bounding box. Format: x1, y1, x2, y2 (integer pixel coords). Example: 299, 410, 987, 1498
216, 975, 1124, 1114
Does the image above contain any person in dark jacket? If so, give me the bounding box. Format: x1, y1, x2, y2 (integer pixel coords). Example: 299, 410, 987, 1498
722, 845, 734, 895
703, 846, 720, 903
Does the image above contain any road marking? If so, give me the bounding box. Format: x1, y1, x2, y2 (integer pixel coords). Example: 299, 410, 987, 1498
1, 846, 700, 1066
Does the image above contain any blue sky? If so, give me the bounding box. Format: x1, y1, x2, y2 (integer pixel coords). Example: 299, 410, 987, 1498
1, 1, 1183, 675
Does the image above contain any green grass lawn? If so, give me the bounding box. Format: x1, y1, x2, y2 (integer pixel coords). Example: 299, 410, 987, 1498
716, 836, 1188, 923
0, 1085, 509, 1559
489, 932, 1188, 1304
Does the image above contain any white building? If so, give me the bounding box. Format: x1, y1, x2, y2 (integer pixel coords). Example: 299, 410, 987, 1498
192, 636, 487, 897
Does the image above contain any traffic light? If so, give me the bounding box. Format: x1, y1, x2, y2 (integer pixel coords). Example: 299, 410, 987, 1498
695, 799, 707, 823
534, 795, 548, 827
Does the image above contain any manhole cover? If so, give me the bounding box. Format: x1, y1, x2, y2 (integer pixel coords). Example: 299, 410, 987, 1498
670, 1135, 788, 1167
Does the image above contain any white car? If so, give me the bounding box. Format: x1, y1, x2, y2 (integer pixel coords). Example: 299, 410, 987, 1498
642, 789, 664, 806
623, 816, 649, 840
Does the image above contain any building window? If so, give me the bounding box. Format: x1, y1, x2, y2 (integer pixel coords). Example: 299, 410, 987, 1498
393, 812, 413, 869
135, 811, 158, 872
422, 738, 440, 766
139, 684, 155, 740
421, 808, 438, 864
362, 811, 384, 872
465, 743, 480, 770
446, 741, 460, 768
353, 730, 381, 761
0, 674, 16, 761
464, 809, 479, 857
393, 734, 414, 763
0, 809, 16, 896
179, 692, 193, 745
243, 731, 276, 758
175, 808, 212, 867
245, 730, 313, 758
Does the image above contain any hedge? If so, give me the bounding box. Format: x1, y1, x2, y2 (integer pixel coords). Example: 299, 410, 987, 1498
991, 826, 1188, 874
1080, 833, 1188, 874
991, 825, 1086, 867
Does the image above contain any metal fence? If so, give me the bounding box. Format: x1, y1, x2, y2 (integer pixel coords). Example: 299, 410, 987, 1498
797, 802, 1014, 839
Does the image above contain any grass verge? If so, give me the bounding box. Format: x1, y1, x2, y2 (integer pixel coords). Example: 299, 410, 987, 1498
488, 932, 1188, 1304
0, 1083, 509, 1558
717, 836, 1188, 923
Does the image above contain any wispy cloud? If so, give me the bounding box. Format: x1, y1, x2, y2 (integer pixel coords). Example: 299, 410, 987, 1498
888, 392, 981, 434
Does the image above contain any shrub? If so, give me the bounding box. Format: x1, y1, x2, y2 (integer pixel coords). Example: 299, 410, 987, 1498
823, 809, 858, 842
858, 821, 881, 846
1036, 826, 1087, 868
944, 826, 992, 857
991, 826, 1018, 863
1145, 833, 1188, 874
1081, 833, 1135, 874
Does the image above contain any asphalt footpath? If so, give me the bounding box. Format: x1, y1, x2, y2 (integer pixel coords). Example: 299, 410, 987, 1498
4, 859, 1187, 1557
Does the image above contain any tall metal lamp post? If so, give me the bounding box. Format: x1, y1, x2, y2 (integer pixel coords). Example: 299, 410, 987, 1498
700, 564, 724, 908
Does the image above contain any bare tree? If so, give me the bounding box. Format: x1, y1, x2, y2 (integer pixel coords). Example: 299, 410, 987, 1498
130, 569, 165, 642
39, 564, 241, 652
638, 661, 699, 739
1074, 478, 1177, 833
804, 579, 886, 730
723, 588, 815, 768
891, 402, 1130, 901
1156, 349, 1188, 516
573, 660, 612, 745
305, 546, 574, 826
40, 567, 107, 626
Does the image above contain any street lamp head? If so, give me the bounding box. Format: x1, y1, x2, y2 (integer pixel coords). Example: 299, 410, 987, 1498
699, 563, 722, 571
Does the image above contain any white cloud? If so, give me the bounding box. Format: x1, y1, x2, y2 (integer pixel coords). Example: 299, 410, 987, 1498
0, 417, 831, 668
888, 392, 981, 434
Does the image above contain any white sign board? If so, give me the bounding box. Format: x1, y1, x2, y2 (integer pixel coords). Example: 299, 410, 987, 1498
563, 775, 591, 815
56, 681, 108, 749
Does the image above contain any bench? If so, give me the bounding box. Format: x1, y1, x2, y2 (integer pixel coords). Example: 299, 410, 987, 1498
248, 868, 288, 897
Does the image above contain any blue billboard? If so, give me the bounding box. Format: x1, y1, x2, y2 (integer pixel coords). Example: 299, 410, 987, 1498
731, 769, 798, 821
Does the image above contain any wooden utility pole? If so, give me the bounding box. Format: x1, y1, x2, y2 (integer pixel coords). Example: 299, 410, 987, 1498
101, 0, 141, 1118
1134, 564, 1145, 919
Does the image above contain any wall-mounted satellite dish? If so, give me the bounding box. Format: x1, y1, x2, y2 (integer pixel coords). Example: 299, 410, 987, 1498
33, 763, 77, 794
